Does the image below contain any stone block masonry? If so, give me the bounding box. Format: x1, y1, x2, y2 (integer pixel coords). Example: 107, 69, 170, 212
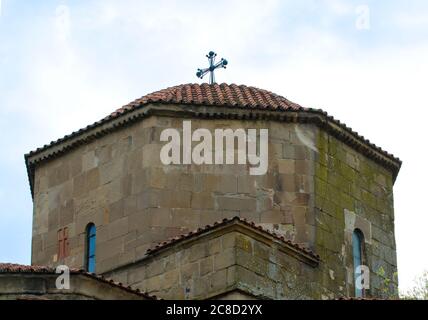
31, 116, 317, 274
29, 105, 400, 299
103, 219, 321, 300
314, 128, 398, 298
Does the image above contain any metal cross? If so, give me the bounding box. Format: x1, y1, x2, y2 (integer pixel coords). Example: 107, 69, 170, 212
196, 51, 228, 84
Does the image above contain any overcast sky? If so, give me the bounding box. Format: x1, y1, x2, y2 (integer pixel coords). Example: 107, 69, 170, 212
0, 0, 427, 293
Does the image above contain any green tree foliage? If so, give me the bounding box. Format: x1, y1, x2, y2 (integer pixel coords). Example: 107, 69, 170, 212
401, 271, 428, 300
376, 267, 399, 299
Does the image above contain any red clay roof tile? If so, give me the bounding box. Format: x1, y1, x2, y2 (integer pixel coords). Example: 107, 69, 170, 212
0, 263, 156, 299
25, 83, 401, 197
145, 216, 320, 261
110, 83, 305, 118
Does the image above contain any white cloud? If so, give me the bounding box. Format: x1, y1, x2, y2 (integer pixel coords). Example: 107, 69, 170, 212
393, 11, 428, 29
55, 4, 71, 43
325, 0, 353, 16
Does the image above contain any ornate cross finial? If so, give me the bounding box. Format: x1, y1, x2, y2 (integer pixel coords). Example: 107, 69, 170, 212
196, 51, 228, 84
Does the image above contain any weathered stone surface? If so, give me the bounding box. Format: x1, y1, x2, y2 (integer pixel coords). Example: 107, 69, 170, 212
0, 272, 148, 300
104, 224, 320, 300
314, 130, 398, 298
30, 114, 398, 300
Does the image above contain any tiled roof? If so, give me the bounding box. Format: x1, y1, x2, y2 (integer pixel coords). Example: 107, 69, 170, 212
0, 263, 156, 299
337, 297, 384, 300
25, 83, 402, 196
146, 216, 320, 261
25, 84, 402, 166
110, 83, 305, 118
110, 84, 400, 169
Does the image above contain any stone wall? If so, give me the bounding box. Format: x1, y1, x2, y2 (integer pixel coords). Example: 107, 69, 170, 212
0, 273, 147, 300
31, 115, 317, 274
30, 109, 399, 299
313, 128, 398, 298
104, 221, 321, 300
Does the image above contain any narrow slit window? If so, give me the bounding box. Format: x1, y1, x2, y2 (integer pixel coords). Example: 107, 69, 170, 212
352, 229, 365, 297
86, 223, 96, 273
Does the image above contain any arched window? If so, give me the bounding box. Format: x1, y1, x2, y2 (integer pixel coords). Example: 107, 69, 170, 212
352, 229, 365, 297
86, 223, 96, 273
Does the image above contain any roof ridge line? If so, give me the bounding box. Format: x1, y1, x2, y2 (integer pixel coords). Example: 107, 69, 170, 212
145, 216, 320, 261
24, 83, 402, 197
0, 262, 156, 299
